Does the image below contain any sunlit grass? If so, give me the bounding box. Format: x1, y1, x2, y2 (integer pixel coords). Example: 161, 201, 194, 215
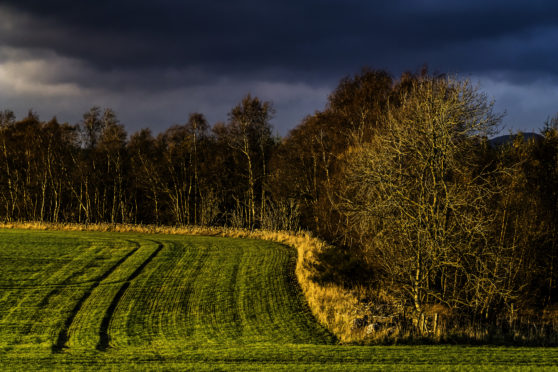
0, 222, 366, 343
1, 227, 557, 370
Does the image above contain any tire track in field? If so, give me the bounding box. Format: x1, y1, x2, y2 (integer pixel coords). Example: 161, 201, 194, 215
19, 269, 93, 337
37, 269, 91, 308
96, 241, 164, 351
0, 243, 100, 323
52, 240, 140, 353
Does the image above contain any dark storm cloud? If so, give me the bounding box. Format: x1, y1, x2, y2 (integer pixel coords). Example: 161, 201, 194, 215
3, 0, 558, 77
2, 0, 356, 74
0, 1, 557, 133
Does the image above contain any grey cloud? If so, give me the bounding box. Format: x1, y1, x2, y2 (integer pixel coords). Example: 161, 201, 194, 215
2, 1, 557, 77
0, 46, 331, 135
475, 75, 558, 131
0, 1, 557, 135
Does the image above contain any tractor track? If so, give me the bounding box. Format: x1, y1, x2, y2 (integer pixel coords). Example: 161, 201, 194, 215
51, 240, 141, 353
96, 241, 164, 351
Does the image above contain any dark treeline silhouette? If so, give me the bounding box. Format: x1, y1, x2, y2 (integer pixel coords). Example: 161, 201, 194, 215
2, 68, 558, 342
0, 95, 279, 228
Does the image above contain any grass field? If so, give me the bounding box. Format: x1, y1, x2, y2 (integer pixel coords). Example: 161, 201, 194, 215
1, 228, 558, 371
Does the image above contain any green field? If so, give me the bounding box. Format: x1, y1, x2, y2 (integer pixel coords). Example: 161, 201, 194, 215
1, 229, 557, 371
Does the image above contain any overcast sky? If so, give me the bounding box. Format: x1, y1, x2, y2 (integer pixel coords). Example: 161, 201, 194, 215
1, 0, 557, 136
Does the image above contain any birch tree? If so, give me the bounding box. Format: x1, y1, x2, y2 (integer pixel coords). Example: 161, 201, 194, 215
227, 95, 274, 228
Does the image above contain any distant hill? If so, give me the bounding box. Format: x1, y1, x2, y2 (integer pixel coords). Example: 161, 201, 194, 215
488, 132, 543, 147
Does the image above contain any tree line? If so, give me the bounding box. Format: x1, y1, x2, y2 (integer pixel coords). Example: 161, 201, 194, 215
0, 96, 279, 229
2, 68, 558, 339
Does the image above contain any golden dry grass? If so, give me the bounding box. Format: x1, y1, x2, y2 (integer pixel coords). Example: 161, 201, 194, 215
0, 222, 362, 343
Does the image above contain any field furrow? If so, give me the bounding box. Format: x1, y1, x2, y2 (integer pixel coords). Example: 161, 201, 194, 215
118, 240, 193, 345
96, 242, 164, 350
65, 239, 163, 350
53, 241, 140, 352
1, 228, 557, 370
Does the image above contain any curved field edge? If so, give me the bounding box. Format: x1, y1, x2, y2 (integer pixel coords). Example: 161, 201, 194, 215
0, 230, 336, 349
2, 226, 558, 370
0, 222, 360, 343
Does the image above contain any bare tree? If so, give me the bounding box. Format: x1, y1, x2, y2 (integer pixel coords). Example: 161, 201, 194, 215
339, 76, 505, 324
0, 110, 16, 221
227, 95, 274, 228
